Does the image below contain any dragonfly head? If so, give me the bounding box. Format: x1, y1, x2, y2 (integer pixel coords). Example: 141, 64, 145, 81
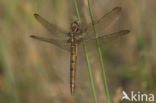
71, 21, 80, 32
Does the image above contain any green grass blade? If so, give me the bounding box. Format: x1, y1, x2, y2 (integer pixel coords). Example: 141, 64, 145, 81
87, 0, 111, 103
73, 0, 98, 103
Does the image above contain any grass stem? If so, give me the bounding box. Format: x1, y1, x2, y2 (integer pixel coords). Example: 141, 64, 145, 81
87, 0, 111, 103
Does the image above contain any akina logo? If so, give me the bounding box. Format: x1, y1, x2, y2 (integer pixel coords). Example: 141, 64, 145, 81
121, 91, 155, 102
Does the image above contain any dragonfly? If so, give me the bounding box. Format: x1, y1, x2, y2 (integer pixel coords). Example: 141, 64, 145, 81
30, 7, 130, 95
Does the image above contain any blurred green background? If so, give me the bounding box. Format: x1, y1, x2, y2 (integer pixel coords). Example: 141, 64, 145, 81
0, 0, 156, 103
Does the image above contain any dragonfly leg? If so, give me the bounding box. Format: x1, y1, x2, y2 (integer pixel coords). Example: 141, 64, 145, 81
75, 39, 81, 44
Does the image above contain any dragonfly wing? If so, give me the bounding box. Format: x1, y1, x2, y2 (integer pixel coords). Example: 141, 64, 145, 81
30, 35, 70, 51
85, 30, 130, 42
34, 14, 68, 38
83, 7, 122, 38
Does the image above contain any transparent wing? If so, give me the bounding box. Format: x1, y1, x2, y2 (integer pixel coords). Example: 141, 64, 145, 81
84, 30, 130, 42
34, 14, 68, 38
30, 35, 70, 51
83, 7, 122, 38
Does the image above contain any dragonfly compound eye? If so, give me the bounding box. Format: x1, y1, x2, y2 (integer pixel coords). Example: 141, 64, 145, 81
71, 21, 80, 32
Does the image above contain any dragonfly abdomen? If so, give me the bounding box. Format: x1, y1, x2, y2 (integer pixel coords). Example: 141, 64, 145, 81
70, 44, 77, 95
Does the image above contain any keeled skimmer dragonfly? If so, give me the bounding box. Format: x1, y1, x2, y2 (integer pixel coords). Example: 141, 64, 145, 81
30, 7, 130, 95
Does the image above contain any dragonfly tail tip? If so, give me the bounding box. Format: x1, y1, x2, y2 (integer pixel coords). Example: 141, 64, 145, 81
70, 88, 75, 96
